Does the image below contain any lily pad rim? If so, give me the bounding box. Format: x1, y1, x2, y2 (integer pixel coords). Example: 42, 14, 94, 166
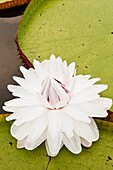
0, 0, 31, 10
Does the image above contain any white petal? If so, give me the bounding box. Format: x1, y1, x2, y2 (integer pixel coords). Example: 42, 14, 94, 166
91, 97, 112, 110
76, 102, 108, 118
51, 78, 69, 105
67, 62, 75, 77
4, 97, 40, 107
11, 113, 48, 141
27, 115, 48, 143
13, 106, 48, 125
13, 76, 39, 95
33, 59, 46, 81
49, 57, 63, 80
3, 106, 19, 112
17, 136, 28, 148
63, 105, 91, 123
37, 93, 53, 109
74, 118, 99, 143
41, 60, 49, 72
62, 69, 71, 86
25, 130, 47, 150
48, 110, 62, 139
72, 77, 101, 93
7, 85, 37, 98
61, 112, 74, 138
57, 57, 62, 63
70, 84, 106, 104
63, 133, 82, 154
81, 138, 92, 147
50, 54, 56, 60
49, 83, 60, 106
11, 122, 31, 140
63, 60, 67, 71
45, 132, 62, 157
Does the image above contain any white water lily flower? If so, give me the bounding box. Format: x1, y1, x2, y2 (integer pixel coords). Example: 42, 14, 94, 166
3, 54, 112, 157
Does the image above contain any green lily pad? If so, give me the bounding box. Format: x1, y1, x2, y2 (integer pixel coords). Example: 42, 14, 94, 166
17, 0, 113, 111
0, 115, 113, 169
0, 0, 31, 9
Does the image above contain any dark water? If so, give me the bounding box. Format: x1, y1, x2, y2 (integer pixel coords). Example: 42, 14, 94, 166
0, 16, 23, 114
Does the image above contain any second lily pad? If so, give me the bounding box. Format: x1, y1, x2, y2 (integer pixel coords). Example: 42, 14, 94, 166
0, 0, 31, 9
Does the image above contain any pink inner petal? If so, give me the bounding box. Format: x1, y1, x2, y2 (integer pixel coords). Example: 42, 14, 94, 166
41, 77, 69, 108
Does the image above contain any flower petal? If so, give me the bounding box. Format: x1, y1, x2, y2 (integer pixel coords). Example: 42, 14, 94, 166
63, 133, 82, 154
4, 97, 40, 107
76, 102, 108, 118
13, 76, 39, 95
49, 56, 63, 80
11, 113, 48, 141
61, 112, 74, 138
51, 78, 69, 105
17, 136, 28, 149
91, 97, 112, 110
45, 132, 63, 157
9, 106, 48, 125
63, 105, 91, 123
67, 62, 75, 78
72, 77, 101, 93
80, 138, 92, 147
24, 130, 47, 150
74, 118, 99, 142
7, 85, 37, 98
48, 110, 62, 139
69, 84, 107, 104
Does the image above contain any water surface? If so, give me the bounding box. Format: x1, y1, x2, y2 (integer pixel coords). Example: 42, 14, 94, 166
0, 16, 23, 114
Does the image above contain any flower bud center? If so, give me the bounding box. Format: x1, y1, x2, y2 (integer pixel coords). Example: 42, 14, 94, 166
41, 77, 69, 108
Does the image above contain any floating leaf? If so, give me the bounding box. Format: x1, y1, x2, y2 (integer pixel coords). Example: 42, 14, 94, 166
0, 0, 31, 9
0, 115, 113, 169
17, 0, 113, 111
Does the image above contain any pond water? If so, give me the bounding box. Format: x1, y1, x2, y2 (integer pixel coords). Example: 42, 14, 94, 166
0, 16, 24, 114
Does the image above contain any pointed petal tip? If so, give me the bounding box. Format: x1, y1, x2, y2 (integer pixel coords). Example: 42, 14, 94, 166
2, 106, 7, 111
4, 101, 8, 106
6, 116, 10, 121
7, 84, 13, 91
33, 59, 40, 68
33, 59, 38, 64
104, 84, 108, 90
12, 76, 17, 81
109, 98, 113, 108
50, 54, 56, 60
19, 66, 27, 72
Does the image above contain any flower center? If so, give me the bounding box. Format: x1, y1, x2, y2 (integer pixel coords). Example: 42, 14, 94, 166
41, 77, 69, 108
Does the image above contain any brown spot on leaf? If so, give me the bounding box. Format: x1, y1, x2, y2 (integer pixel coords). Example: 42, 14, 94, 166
108, 156, 112, 160
9, 142, 13, 146
85, 66, 88, 68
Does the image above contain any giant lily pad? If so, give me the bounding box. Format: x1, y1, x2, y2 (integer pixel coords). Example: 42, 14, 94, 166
0, 0, 31, 9
0, 114, 113, 169
17, 0, 113, 111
